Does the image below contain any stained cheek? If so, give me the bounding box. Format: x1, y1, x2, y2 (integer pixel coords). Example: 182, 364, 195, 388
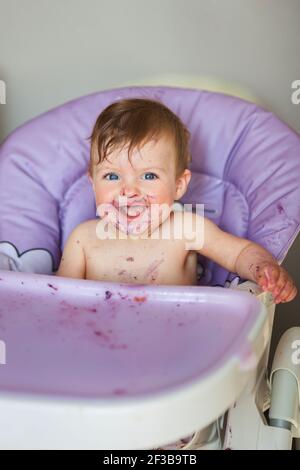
145, 190, 173, 224
145, 192, 157, 204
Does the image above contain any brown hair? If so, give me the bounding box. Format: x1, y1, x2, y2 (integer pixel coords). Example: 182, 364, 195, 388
88, 98, 191, 177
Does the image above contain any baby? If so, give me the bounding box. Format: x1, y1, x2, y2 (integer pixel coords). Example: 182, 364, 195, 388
56, 98, 297, 304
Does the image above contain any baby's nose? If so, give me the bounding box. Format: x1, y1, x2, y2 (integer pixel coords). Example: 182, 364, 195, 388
120, 183, 140, 198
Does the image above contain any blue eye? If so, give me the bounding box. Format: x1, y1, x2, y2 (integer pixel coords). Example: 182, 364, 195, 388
104, 173, 119, 181
143, 172, 158, 180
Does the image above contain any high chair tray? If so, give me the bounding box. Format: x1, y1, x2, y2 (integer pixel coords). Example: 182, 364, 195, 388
0, 270, 268, 449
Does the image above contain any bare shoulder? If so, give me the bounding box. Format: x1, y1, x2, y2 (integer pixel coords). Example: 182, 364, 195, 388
75, 219, 98, 230
68, 219, 99, 243
171, 210, 207, 249
172, 209, 206, 230
56, 220, 99, 279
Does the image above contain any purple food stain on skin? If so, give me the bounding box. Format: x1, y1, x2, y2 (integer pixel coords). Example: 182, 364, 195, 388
126, 256, 134, 262
47, 283, 58, 291
144, 258, 164, 279
105, 290, 113, 300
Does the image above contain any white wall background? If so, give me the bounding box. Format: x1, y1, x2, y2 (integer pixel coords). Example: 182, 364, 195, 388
0, 0, 300, 345
1, 0, 300, 140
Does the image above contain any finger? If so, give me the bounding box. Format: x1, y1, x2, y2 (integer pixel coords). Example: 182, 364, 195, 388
277, 280, 295, 302
263, 265, 280, 289
272, 270, 289, 297
276, 285, 297, 303
256, 266, 269, 289
283, 285, 298, 302
259, 266, 270, 289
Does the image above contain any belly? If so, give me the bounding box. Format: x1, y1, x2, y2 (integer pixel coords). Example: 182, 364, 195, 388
85, 245, 198, 286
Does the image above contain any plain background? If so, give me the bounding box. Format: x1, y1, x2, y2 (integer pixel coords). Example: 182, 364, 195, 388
0, 0, 299, 352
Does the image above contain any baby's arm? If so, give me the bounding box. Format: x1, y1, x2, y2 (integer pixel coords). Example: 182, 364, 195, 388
192, 214, 297, 304
56, 224, 86, 279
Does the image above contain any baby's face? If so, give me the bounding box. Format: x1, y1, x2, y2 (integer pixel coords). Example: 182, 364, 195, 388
90, 134, 190, 237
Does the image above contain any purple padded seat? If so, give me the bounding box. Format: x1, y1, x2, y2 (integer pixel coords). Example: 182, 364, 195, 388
0, 86, 300, 287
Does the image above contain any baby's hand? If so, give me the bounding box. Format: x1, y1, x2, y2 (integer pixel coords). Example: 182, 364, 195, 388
255, 263, 297, 304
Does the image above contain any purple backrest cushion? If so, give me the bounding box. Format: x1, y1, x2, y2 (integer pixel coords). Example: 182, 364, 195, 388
0, 86, 300, 286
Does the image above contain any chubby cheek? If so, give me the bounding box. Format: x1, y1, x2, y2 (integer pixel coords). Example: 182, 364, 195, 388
145, 187, 175, 225
93, 185, 114, 207
145, 184, 175, 206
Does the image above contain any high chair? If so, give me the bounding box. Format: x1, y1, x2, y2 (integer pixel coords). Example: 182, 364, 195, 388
0, 86, 300, 449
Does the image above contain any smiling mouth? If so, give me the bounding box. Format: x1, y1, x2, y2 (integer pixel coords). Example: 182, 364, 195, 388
113, 201, 147, 219
122, 206, 146, 218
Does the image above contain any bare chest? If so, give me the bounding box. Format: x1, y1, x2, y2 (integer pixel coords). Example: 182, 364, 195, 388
84, 237, 197, 286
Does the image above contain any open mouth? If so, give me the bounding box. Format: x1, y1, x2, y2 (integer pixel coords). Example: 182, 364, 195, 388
116, 204, 147, 219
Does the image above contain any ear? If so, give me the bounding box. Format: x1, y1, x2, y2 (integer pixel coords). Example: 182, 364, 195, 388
88, 172, 94, 187
175, 169, 191, 200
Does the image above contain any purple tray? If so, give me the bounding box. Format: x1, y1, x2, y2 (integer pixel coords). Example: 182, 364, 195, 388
0, 270, 263, 399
